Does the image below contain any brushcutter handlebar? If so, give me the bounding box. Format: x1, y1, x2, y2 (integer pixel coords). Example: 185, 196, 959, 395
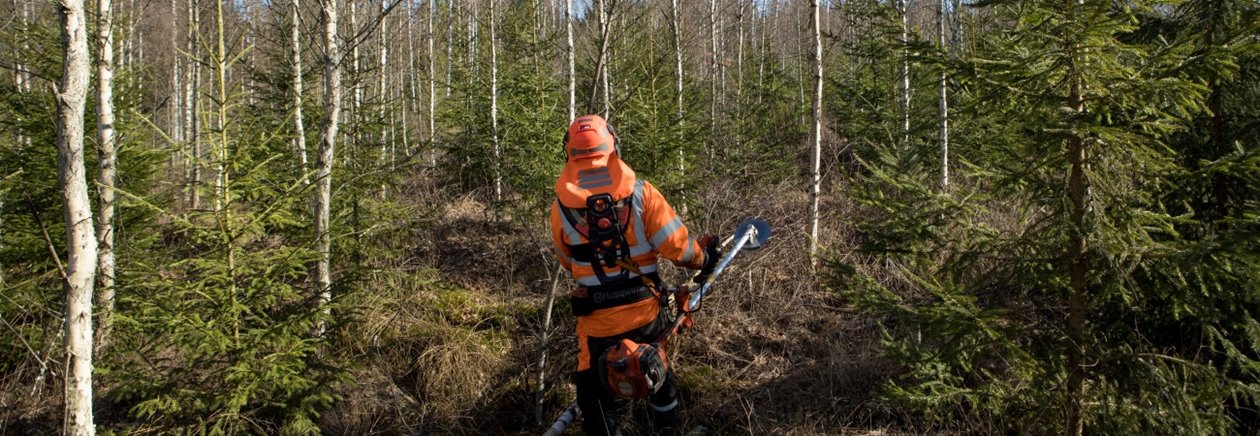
687, 219, 771, 312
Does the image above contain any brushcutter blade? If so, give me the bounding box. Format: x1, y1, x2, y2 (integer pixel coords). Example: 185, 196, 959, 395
736, 219, 772, 251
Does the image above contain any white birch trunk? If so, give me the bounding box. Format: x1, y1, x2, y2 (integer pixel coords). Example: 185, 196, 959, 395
735, 0, 745, 148
212, 0, 227, 213
379, 0, 390, 183
56, 0, 98, 433
445, 0, 454, 97
428, 0, 436, 148
186, 0, 201, 210
95, 0, 118, 350
316, 0, 342, 335
489, 0, 502, 201
170, 0, 183, 145
351, 0, 362, 131
899, 0, 911, 148
938, 0, 949, 189
807, 0, 822, 266
286, 0, 308, 177
405, 2, 416, 158
709, 0, 717, 152
565, 0, 574, 121
293, 0, 310, 184
670, 0, 687, 214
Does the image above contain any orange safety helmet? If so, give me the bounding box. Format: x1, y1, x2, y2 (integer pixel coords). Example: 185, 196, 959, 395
556, 115, 636, 208
563, 114, 621, 161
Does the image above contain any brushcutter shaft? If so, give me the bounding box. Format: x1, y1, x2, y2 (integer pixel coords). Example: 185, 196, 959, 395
687, 222, 761, 310
542, 402, 580, 436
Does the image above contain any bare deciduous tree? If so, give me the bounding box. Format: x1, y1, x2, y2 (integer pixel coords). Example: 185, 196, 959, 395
96, 0, 119, 349
566, 0, 575, 121
315, 0, 342, 335
938, 0, 949, 189
808, 0, 822, 266
489, 0, 502, 201
292, 0, 309, 184
55, 0, 99, 433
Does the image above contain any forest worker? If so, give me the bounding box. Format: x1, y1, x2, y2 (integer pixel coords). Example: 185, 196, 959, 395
550, 114, 720, 435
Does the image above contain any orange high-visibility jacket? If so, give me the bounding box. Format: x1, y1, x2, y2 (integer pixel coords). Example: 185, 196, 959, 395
550, 176, 705, 370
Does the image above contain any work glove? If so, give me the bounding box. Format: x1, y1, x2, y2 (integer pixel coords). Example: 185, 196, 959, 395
692, 234, 721, 284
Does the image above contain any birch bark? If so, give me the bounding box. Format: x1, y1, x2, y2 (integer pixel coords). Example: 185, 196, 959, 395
315, 0, 342, 335
95, 0, 119, 349
56, 0, 98, 432
807, 0, 823, 266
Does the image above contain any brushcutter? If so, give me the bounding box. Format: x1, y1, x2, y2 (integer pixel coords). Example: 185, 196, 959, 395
542, 218, 772, 436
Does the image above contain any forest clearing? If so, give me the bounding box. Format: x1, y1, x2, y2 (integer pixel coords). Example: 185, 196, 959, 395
1, 0, 1257, 434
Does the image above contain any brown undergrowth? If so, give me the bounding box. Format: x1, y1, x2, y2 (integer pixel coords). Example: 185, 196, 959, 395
319, 172, 904, 435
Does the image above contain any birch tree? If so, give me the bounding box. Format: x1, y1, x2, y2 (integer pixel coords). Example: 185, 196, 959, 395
937, 0, 949, 189
170, 0, 183, 147
56, 0, 99, 432
378, 0, 390, 175
807, 0, 822, 265
898, 0, 911, 148
588, 0, 612, 117
315, 0, 342, 334
427, 0, 436, 145
565, 0, 575, 121
292, 0, 309, 184
709, 0, 717, 148
670, 0, 685, 206
95, 0, 119, 348
489, 0, 502, 201
186, 0, 201, 210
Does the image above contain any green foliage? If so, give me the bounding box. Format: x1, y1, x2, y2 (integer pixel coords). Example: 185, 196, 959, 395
832, 0, 1260, 432
104, 14, 347, 431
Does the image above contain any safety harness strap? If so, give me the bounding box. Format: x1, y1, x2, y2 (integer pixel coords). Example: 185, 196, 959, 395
571, 272, 661, 317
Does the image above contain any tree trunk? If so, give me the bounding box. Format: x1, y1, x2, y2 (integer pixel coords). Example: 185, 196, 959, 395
406, 2, 417, 159
212, 0, 228, 213
56, 0, 98, 433
807, 0, 822, 267
599, 0, 610, 118
14, 0, 31, 150
1065, 1, 1088, 432
186, 0, 201, 210
534, 267, 563, 423
565, 0, 575, 121
489, 0, 502, 201
292, 0, 310, 185
316, 0, 342, 336
95, 0, 119, 350
938, 0, 948, 189
170, 0, 183, 147
379, 0, 390, 188
735, 0, 745, 148
446, 0, 454, 97
587, 0, 612, 117
428, 0, 437, 149
899, 0, 911, 148
708, 0, 717, 152
670, 0, 686, 213
351, 0, 362, 135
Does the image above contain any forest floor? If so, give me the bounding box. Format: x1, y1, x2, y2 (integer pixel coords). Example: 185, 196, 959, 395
319, 175, 910, 435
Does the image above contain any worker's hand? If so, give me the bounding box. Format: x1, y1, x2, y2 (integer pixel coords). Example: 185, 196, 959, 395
692, 234, 721, 284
